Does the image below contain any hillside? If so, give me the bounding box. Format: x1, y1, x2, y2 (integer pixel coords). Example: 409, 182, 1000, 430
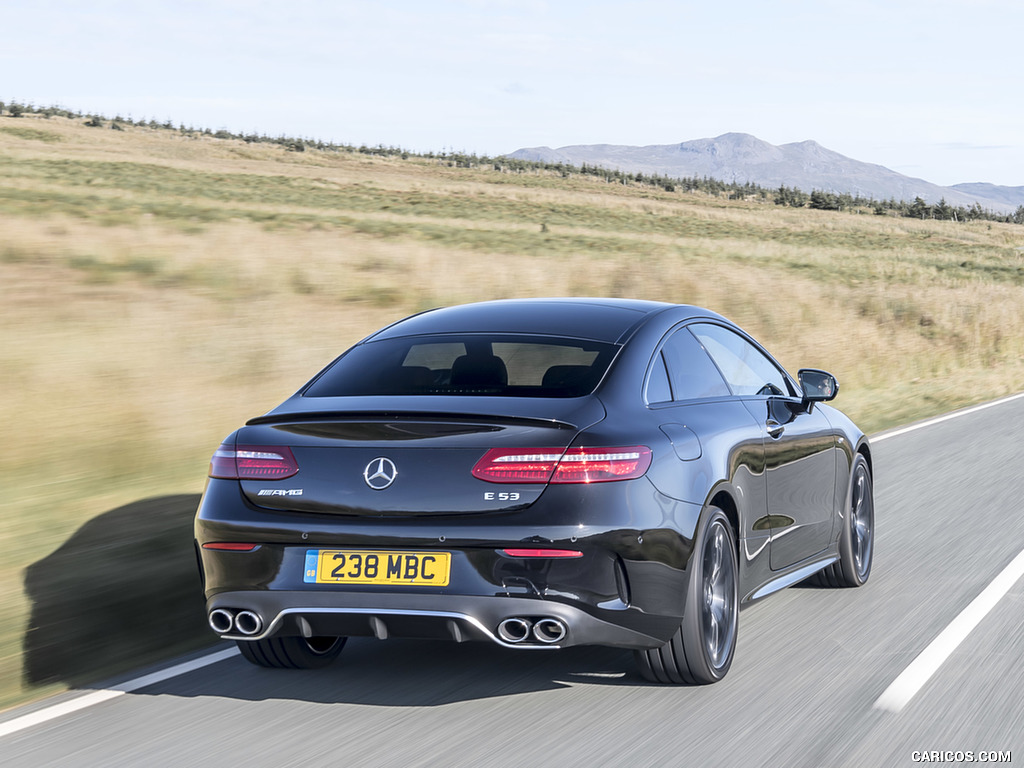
2, 114, 1024, 709
509, 133, 1024, 213
951, 182, 1024, 209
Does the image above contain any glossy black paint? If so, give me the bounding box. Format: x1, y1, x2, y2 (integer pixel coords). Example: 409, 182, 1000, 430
195, 298, 870, 655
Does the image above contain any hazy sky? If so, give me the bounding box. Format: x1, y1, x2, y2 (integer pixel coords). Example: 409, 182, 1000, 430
4, 0, 1021, 187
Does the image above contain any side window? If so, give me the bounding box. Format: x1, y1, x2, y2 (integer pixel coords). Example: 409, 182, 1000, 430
645, 352, 672, 404
689, 324, 792, 397
661, 329, 731, 400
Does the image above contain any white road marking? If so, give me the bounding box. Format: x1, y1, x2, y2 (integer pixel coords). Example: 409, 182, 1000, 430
871, 391, 1024, 443
0, 647, 239, 738
871, 391, 1024, 712
874, 548, 1024, 713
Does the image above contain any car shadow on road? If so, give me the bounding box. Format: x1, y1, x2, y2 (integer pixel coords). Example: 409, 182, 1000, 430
104, 639, 646, 707
22, 494, 211, 688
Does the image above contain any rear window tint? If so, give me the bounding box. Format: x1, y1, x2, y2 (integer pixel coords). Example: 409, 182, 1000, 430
304, 335, 618, 398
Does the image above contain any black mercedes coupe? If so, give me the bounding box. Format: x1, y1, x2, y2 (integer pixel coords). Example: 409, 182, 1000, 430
195, 298, 873, 684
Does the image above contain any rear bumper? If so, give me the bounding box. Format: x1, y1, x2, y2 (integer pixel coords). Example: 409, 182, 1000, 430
196, 477, 702, 650
206, 590, 675, 650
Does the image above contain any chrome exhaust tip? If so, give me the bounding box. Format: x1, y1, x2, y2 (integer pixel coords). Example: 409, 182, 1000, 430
497, 617, 532, 644
234, 610, 263, 636
533, 618, 567, 644
209, 608, 235, 634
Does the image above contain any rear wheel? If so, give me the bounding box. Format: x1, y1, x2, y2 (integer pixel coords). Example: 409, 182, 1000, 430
812, 453, 873, 588
635, 508, 738, 685
237, 635, 346, 669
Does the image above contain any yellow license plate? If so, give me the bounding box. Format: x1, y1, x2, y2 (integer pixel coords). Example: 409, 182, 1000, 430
304, 550, 451, 586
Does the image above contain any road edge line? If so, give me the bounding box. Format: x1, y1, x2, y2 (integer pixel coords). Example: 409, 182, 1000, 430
0, 647, 239, 739
871, 392, 1024, 443
873, 548, 1024, 713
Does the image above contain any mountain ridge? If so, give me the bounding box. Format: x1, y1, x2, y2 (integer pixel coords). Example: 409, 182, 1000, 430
507, 134, 1023, 213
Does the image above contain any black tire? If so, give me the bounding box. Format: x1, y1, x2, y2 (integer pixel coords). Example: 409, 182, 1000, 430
237, 635, 346, 669
634, 508, 738, 685
812, 453, 873, 588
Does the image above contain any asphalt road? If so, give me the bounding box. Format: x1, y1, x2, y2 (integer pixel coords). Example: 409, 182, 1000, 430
4, 395, 1023, 767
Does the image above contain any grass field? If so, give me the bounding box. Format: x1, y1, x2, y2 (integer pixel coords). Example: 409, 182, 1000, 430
2, 115, 1023, 710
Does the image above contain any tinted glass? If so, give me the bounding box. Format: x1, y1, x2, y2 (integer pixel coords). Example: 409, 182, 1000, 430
690, 324, 792, 397
645, 352, 672, 404
661, 329, 731, 400
304, 335, 618, 398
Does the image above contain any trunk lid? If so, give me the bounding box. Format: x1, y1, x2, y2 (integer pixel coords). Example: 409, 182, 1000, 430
235, 396, 605, 516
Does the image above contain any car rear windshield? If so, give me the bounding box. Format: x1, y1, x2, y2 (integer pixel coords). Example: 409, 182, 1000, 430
303, 335, 619, 398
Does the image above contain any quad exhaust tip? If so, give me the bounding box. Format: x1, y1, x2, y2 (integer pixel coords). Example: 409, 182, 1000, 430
209, 608, 235, 634
209, 608, 263, 636
234, 610, 263, 636
497, 617, 567, 645
497, 617, 532, 643
533, 618, 567, 644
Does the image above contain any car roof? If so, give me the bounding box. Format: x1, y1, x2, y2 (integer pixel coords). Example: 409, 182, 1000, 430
364, 298, 698, 344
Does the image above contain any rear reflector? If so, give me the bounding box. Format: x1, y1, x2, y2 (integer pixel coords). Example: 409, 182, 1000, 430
501, 548, 583, 558
202, 542, 259, 551
209, 444, 299, 480
472, 446, 651, 484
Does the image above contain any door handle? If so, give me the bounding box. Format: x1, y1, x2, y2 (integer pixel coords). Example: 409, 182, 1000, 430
766, 419, 785, 439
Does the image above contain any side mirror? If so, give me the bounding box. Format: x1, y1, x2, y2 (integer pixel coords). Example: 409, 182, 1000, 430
798, 369, 839, 402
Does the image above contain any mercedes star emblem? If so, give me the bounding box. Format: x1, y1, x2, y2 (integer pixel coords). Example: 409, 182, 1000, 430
363, 457, 398, 490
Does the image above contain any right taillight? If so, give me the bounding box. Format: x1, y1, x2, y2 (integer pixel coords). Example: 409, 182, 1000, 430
209, 444, 299, 480
550, 446, 652, 483
472, 446, 651, 484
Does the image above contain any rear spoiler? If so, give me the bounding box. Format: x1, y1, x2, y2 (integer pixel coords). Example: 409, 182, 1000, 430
246, 410, 578, 431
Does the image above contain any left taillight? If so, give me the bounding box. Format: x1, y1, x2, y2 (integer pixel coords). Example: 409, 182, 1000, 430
472, 446, 651, 484
209, 444, 299, 480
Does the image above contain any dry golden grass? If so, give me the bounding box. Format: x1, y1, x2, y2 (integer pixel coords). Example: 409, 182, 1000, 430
1, 115, 1023, 709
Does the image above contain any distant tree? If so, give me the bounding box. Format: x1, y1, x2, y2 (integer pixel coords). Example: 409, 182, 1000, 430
909, 197, 931, 220
809, 190, 840, 210
933, 197, 953, 220
9, 102, 24, 117
1014, 206, 1024, 225
774, 185, 807, 207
